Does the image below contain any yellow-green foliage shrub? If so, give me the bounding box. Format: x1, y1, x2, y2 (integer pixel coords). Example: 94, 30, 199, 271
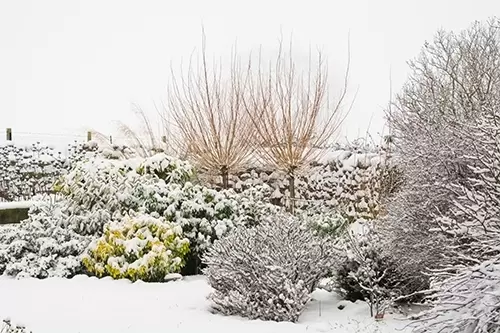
82, 212, 190, 282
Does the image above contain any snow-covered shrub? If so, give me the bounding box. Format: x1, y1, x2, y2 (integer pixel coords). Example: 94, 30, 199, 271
231, 184, 282, 226
412, 256, 500, 333
1, 319, 31, 333
301, 204, 348, 237
0, 142, 66, 201
54, 158, 135, 235
127, 181, 239, 252
380, 19, 500, 304
335, 226, 406, 317
82, 212, 190, 282
203, 214, 338, 322
136, 153, 194, 183
0, 199, 92, 278
125, 178, 281, 273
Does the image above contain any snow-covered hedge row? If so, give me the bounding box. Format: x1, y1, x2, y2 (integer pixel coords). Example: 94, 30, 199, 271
203, 213, 338, 322
0, 140, 104, 203
0, 143, 67, 202
82, 212, 190, 282
205, 149, 400, 222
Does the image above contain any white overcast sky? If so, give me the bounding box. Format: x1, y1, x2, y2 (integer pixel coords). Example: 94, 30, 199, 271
0, 0, 498, 147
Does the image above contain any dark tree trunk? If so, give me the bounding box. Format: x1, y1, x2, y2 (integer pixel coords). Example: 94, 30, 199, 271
288, 172, 296, 215
221, 166, 229, 189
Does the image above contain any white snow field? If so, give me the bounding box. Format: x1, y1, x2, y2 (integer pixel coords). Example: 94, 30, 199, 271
0, 275, 411, 333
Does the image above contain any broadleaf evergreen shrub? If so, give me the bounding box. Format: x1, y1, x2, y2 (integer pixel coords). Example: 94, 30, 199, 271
82, 212, 190, 282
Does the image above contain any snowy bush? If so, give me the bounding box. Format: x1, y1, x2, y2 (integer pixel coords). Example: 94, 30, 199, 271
380, 18, 500, 330
335, 226, 408, 317
203, 214, 338, 322
380, 19, 500, 304
412, 256, 500, 333
82, 212, 190, 282
0, 142, 66, 201
54, 158, 134, 235
125, 178, 281, 273
136, 153, 194, 183
231, 184, 283, 227
54, 152, 196, 235
0, 198, 92, 278
301, 204, 349, 237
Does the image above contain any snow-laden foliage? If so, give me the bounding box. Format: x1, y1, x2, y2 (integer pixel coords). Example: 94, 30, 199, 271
301, 204, 348, 237
412, 257, 500, 333
82, 212, 190, 282
54, 157, 135, 235
125, 177, 281, 271
54, 152, 279, 274
0, 198, 92, 278
136, 152, 194, 183
382, 19, 500, 331
203, 214, 338, 322
335, 226, 409, 317
53, 153, 193, 235
0, 142, 67, 201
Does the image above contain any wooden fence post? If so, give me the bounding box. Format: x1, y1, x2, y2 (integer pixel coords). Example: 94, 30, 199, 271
6, 128, 12, 141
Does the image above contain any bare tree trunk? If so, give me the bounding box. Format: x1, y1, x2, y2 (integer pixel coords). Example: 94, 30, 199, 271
288, 170, 296, 215
370, 293, 374, 317
221, 166, 229, 189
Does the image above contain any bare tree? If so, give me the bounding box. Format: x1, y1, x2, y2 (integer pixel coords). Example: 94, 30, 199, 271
164, 32, 255, 188
381, 18, 500, 332
244, 39, 354, 213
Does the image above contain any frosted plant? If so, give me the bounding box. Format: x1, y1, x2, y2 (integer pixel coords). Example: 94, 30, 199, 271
380, 18, 500, 332
0, 142, 67, 201
82, 212, 190, 282
380, 18, 500, 299
0, 198, 92, 278
411, 257, 500, 333
203, 214, 339, 322
335, 225, 405, 317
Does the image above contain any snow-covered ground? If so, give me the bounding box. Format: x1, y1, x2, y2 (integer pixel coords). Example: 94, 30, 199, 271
0, 275, 411, 333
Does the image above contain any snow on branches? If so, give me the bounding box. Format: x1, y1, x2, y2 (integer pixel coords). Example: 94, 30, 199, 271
203, 214, 338, 322
412, 257, 500, 333
0, 142, 66, 202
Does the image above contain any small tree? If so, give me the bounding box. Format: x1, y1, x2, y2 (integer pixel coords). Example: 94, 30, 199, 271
383, 18, 500, 332
165, 32, 255, 188
244, 39, 354, 213
382, 18, 500, 291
